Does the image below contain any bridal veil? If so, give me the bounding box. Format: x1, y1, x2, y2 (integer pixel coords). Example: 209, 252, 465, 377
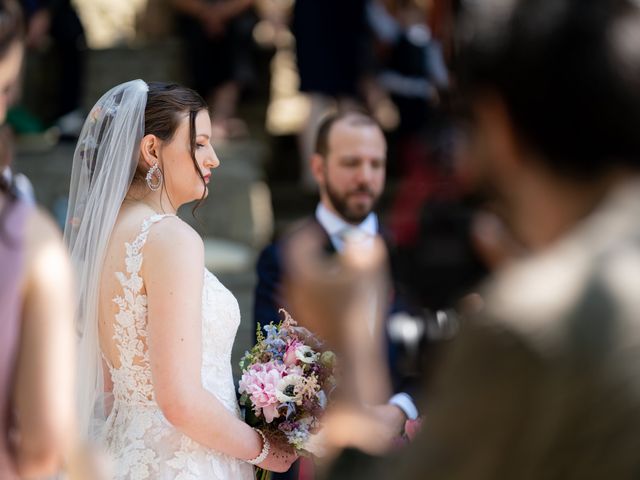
63, 79, 148, 439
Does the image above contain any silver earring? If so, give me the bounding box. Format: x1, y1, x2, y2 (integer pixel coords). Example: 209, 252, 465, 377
146, 163, 163, 191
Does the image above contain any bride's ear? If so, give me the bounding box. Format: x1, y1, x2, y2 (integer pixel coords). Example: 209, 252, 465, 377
140, 134, 160, 167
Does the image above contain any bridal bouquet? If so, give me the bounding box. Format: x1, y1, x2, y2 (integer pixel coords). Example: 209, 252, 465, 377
239, 309, 337, 456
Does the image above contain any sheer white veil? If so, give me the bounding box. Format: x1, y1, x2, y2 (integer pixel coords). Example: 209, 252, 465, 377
63, 79, 149, 439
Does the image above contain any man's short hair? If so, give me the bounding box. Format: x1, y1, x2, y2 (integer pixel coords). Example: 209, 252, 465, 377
456, 0, 640, 179
314, 111, 382, 158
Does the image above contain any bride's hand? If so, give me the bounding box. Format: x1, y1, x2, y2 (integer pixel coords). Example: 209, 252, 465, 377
257, 437, 298, 473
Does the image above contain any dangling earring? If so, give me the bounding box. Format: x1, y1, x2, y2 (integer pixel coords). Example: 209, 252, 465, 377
146, 163, 163, 191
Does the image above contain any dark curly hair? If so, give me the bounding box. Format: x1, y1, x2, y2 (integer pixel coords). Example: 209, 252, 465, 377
456, 0, 640, 179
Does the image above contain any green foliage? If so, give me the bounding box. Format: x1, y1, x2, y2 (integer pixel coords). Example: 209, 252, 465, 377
239, 322, 269, 372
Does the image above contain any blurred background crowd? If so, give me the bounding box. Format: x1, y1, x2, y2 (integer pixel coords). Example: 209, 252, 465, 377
5, 0, 640, 478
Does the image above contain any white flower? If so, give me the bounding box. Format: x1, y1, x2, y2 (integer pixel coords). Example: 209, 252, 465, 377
276, 374, 304, 403
295, 345, 319, 364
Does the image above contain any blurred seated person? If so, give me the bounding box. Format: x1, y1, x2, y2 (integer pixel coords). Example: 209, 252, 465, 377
17, 0, 86, 138
292, 0, 375, 188
171, 0, 255, 140
367, 0, 449, 135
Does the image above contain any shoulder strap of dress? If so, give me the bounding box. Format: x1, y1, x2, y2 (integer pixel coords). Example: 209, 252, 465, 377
127, 213, 176, 258
141, 213, 176, 235
115, 214, 177, 290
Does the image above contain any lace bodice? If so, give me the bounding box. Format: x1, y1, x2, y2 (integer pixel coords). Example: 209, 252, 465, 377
103, 214, 253, 480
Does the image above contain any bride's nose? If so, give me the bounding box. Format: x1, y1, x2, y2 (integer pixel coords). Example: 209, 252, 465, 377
205, 148, 221, 169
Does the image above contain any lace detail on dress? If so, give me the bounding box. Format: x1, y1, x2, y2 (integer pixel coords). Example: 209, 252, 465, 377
103, 214, 254, 480
109, 214, 172, 405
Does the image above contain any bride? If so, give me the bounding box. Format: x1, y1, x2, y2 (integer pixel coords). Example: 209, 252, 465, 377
64, 80, 296, 479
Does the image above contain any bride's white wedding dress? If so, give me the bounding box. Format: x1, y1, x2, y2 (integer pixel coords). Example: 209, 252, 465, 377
102, 214, 254, 480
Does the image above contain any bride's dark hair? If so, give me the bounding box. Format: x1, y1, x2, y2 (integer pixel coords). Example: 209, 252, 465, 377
135, 82, 209, 213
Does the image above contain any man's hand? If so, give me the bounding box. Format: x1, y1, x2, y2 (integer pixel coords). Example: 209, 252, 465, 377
368, 404, 407, 437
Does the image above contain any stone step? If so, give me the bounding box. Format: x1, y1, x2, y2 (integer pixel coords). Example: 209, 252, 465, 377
83, 40, 187, 107
21, 39, 186, 124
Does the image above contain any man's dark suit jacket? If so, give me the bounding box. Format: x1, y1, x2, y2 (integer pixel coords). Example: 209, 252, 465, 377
253, 217, 416, 398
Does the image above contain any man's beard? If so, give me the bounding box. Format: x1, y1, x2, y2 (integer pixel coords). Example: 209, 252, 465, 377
325, 181, 380, 224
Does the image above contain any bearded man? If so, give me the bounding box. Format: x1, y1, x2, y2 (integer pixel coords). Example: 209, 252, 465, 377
253, 111, 419, 479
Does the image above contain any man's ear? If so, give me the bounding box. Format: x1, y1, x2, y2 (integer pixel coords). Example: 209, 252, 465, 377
473, 93, 525, 175
310, 153, 325, 186
139, 134, 160, 167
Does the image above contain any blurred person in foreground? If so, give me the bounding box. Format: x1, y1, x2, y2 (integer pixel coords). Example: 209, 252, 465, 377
0, 0, 75, 478
345, 0, 640, 478
254, 111, 421, 478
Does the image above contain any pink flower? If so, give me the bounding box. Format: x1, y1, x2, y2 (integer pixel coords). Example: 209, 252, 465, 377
239, 362, 286, 423
262, 403, 280, 423
283, 340, 303, 366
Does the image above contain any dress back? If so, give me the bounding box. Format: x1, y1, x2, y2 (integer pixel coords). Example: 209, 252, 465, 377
102, 214, 254, 479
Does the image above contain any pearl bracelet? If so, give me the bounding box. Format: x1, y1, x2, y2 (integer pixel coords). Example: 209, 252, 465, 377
246, 428, 270, 465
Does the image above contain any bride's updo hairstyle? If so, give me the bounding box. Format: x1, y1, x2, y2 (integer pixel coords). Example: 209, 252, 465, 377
134, 82, 209, 212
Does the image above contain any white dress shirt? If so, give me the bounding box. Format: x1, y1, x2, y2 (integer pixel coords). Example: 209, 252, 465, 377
315, 203, 378, 252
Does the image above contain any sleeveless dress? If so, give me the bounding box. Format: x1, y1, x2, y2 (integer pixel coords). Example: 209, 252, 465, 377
0, 197, 30, 479
102, 214, 254, 480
